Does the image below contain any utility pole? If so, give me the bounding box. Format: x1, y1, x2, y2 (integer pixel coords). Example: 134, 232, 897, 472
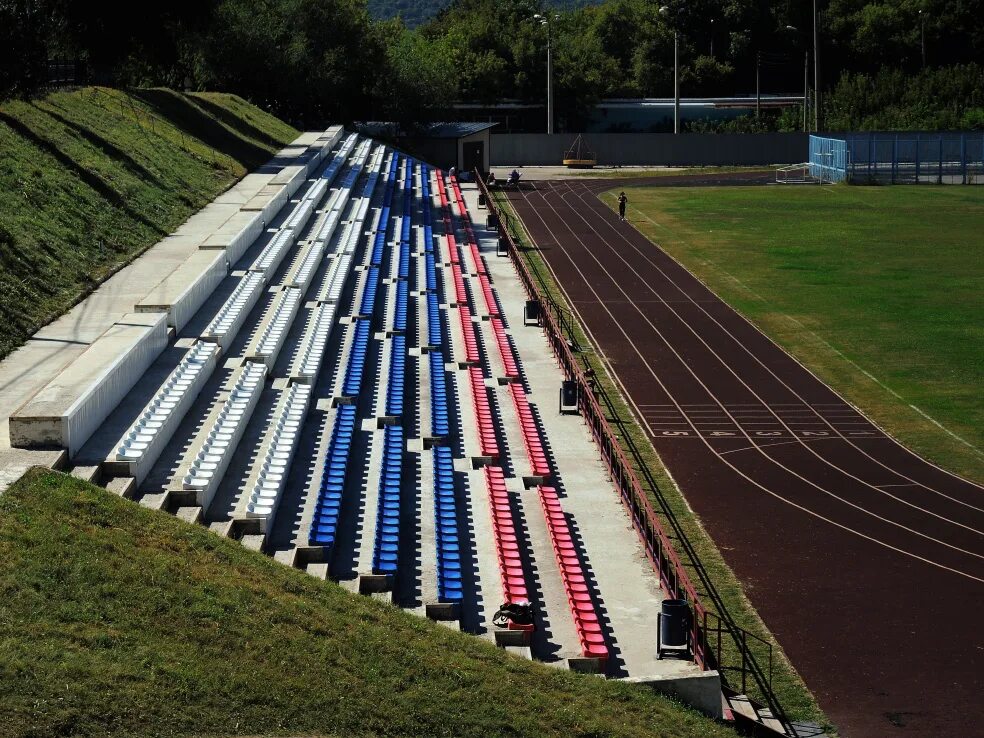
813, 0, 820, 131
674, 30, 680, 133
756, 51, 761, 118
534, 13, 556, 134
919, 10, 926, 68
547, 21, 554, 134
804, 50, 809, 132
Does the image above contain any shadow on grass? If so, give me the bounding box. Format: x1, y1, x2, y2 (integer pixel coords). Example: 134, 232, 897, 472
129, 88, 275, 170
0, 111, 166, 236
31, 101, 165, 187
186, 94, 286, 149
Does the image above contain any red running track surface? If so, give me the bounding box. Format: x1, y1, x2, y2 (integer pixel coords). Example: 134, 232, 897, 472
506, 179, 984, 738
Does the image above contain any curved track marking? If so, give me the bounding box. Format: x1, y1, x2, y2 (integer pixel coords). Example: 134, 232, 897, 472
512, 183, 984, 579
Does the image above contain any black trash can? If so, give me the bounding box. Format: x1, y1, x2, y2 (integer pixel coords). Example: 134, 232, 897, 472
660, 599, 691, 647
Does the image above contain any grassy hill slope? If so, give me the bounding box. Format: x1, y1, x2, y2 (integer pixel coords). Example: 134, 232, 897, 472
0, 468, 732, 738
0, 87, 299, 360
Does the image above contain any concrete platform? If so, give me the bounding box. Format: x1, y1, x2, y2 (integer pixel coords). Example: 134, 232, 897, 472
10, 312, 168, 456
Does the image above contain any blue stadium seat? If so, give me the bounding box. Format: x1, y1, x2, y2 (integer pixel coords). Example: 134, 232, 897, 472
434, 445, 463, 602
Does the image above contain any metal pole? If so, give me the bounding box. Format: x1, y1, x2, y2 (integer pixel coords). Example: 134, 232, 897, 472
756, 52, 761, 118
546, 21, 554, 135
804, 51, 809, 132
813, 0, 820, 131
674, 31, 680, 134
920, 11, 926, 68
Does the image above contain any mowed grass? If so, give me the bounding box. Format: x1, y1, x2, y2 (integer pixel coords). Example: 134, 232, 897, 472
0, 87, 298, 361
0, 468, 735, 738
602, 185, 984, 483
493, 193, 833, 733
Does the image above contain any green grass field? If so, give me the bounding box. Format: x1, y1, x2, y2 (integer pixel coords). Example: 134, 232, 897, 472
0, 469, 733, 738
601, 184, 984, 484
0, 87, 298, 361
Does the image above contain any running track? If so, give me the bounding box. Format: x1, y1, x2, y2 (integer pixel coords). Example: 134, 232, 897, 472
507, 180, 984, 738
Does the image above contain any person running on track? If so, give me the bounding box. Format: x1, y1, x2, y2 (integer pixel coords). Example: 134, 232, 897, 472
617, 191, 628, 221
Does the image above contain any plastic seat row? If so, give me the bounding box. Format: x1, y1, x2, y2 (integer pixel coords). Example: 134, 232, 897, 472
182, 361, 266, 500
398, 162, 413, 281
385, 334, 406, 417
319, 133, 359, 186
115, 341, 218, 479
252, 287, 302, 369
425, 292, 443, 348
202, 271, 265, 350
352, 146, 388, 230
370, 155, 400, 267
457, 305, 481, 364
485, 465, 532, 626
250, 227, 296, 280
434, 171, 460, 268
491, 318, 519, 379
394, 281, 409, 334
308, 403, 357, 546
538, 485, 609, 662
372, 424, 404, 574
342, 320, 372, 398
287, 240, 327, 292
296, 303, 336, 381
429, 352, 450, 437
244, 382, 312, 531
469, 365, 499, 458
448, 176, 488, 278
510, 383, 551, 478
283, 196, 316, 234
434, 445, 464, 601
314, 139, 374, 244
476, 271, 501, 319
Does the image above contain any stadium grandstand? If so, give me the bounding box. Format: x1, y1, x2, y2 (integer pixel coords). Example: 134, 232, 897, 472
3, 127, 745, 720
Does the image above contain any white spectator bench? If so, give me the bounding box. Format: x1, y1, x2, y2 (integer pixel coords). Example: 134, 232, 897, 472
247, 288, 302, 370
10, 313, 168, 456
201, 272, 265, 351
112, 341, 219, 483
181, 362, 266, 510
242, 381, 312, 532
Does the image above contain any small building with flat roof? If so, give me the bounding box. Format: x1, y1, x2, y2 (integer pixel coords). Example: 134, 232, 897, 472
357, 122, 496, 175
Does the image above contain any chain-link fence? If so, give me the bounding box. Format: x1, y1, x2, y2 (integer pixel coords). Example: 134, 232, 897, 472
811, 133, 984, 184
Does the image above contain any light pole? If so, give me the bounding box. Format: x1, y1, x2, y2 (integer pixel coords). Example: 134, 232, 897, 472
755, 51, 761, 118
813, 0, 820, 131
534, 13, 559, 134
659, 5, 680, 134
785, 25, 808, 133
918, 9, 926, 67
709, 18, 714, 57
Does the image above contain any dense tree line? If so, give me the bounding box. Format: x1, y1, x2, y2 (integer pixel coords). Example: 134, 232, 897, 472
1, 0, 983, 131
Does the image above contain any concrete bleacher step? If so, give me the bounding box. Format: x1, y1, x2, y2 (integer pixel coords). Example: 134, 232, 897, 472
135, 250, 229, 332
104, 476, 136, 499
10, 312, 169, 457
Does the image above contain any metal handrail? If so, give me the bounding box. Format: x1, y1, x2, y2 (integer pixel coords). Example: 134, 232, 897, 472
477, 172, 792, 733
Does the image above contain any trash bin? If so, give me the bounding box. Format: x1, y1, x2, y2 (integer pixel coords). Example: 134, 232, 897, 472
660, 599, 690, 647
